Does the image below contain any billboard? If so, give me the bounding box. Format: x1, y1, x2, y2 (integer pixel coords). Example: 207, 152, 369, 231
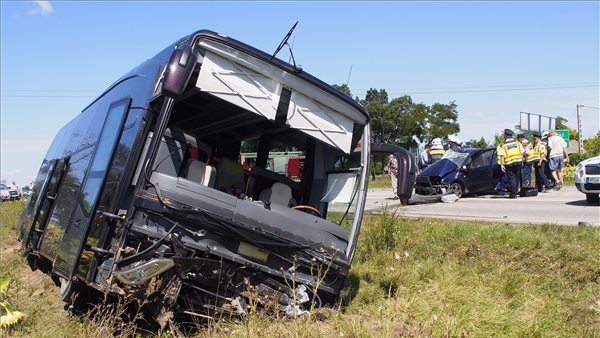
520, 112, 556, 134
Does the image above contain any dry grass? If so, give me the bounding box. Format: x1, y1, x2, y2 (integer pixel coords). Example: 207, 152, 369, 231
1, 200, 599, 337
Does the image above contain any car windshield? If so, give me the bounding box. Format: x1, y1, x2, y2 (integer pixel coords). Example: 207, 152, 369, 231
441, 149, 471, 166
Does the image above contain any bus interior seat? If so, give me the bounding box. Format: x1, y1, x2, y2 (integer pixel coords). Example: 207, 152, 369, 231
259, 182, 297, 207
215, 157, 246, 195
186, 159, 216, 187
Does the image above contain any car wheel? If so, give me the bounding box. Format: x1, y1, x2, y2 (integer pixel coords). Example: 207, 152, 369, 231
449, 182, 464, 198
586, 194, 599, 204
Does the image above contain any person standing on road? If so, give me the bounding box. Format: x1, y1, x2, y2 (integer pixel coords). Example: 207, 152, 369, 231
498, 129, 524, 199
547, 130, 569, 190
447, 135, 463, 152
495, 143, 509, 195
542, 133, 556, 188
430, 138, 445, 163
387, 154, 399, 199
531, 133, 552, 192
517, 134, 532, 188
419, 145, 431, 170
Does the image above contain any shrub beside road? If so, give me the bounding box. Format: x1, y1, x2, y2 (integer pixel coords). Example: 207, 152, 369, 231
1, 201, 598, 337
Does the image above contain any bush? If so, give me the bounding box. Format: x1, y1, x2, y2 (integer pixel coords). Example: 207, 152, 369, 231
583, 131, 600, 155
563, 166, 576, 184
567, 152, 592, 166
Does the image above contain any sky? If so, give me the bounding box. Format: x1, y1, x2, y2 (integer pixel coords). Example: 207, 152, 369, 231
1, 1, 599, 186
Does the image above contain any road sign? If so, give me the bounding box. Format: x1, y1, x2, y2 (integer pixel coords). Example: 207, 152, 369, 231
519, 112, 555, 134
556, 129, 570, 148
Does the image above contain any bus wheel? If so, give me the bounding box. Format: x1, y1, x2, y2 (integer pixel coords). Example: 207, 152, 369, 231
60, 278, 77, 302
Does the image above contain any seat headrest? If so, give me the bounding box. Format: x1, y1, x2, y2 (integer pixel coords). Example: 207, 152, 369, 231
264, 182, 294, 207
187, 159, 216, 187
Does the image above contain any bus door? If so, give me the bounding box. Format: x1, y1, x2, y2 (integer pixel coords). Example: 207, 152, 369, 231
52, 98, 130, 279
25, 158, 70, 252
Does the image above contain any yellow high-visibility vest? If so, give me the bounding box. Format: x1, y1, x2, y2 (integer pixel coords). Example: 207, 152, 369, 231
528, 142, 544, 162
523, 143, 532, 163
501, 140, 523, 165
496, 145, 502, 164
430, 149, 445, 156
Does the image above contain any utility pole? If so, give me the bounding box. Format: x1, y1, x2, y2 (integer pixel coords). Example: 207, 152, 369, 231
577, 104, 583, 153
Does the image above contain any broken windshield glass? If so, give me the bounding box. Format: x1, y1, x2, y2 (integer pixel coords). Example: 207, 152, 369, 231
441, 149, 470, 166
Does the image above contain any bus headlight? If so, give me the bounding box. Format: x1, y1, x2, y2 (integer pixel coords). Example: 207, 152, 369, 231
113, 258, 175, 285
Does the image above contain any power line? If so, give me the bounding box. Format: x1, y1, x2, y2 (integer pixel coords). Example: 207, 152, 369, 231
1, 89, 99, 93
1, 83, 598, 98
1, 94, 96, 98
353, 84, 599, 95
351, 81, 599, 91
3, 82, 598, 94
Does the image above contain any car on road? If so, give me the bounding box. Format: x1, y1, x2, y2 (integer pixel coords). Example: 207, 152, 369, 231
21, 186, 32, 197
574, 155, 600, 204
0, 183, 21, 201
415, 148, 501, 198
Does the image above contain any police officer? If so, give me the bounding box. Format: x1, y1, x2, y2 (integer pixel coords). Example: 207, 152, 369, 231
498, 129, 524, 199
430, 138, 445, 163
495, 143, 509, 195
531, 133, 552, 192
517, 133, 532, 189
447, 135, 463, 152
541, 132, 556, 188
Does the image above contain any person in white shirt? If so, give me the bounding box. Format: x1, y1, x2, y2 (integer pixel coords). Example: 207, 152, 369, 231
546, 130, 569, 190
387, 154, 399, 199
419, 145, 431, 170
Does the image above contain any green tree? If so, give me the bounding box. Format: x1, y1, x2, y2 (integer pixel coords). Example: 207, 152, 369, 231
464, 137, 490, 148
492, 133, 504, 147
360, 89, 460, 147
584, 131, 600, 155
425, 101, 461, 139
555, 116, 579, 141
364, 88, 389, 105
331, 83, 352, 97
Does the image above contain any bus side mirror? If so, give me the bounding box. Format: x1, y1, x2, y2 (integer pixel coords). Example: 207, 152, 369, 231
162, 44, 198, 99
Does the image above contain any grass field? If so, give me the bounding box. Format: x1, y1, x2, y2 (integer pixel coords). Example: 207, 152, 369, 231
1, 200, 598, 337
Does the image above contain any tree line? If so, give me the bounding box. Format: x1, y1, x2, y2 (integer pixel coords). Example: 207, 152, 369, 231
332, 84, 599, 167
332, 84, 460, 147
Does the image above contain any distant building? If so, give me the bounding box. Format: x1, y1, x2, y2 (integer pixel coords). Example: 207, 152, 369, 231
566, 140, 579, 154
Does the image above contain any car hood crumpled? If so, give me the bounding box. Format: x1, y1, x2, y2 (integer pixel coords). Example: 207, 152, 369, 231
420, 159, 460, 179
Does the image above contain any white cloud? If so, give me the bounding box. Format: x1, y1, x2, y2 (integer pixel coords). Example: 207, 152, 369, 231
28, 1, 54, 16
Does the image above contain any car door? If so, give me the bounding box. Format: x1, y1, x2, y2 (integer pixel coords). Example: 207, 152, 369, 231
489, 149, 503, 188
465, 150, 495, 193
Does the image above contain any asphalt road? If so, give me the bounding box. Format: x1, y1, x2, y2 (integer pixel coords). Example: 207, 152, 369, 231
365, 186, 600, 226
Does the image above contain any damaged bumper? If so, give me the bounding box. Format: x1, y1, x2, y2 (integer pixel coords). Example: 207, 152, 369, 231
110, 204, 349, 318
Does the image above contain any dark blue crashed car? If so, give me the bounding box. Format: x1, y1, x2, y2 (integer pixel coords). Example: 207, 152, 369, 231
415, 148, 502, 198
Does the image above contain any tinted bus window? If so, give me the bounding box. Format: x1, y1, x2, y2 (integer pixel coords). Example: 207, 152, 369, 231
80, 100, 130, 217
